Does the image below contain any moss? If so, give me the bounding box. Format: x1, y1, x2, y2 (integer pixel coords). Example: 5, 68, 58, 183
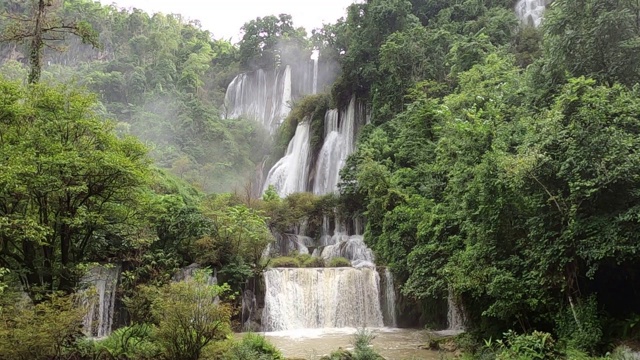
269, 257, 301, 268
302, 257, 325, 268
327, 257, 351, 268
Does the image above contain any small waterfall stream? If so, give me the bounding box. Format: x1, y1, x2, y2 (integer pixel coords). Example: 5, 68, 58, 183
447, 290, 465, 331
382, 268, 398, 327
80, 265, 121, 338
515, 0, 549, 27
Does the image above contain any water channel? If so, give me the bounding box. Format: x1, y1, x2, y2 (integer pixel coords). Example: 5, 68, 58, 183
260, 328, 451, 359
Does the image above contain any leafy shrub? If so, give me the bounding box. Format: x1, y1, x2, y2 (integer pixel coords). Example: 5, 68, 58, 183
96, 324, 160, 359
494, 330, 558, 360
0, 293, 84, 360
555, 296, 603, 354
328, 257, 351, 267
269, 256, 301, 268
352, 329, 383, 360
302, 257, 325, 268
151, 271, 232, 360
225, 333, 284, 360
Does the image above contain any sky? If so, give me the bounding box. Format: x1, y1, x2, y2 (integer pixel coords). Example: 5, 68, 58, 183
98, 0, 357, 41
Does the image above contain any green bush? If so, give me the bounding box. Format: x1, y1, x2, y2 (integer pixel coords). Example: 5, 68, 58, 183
269, 257, 301, 268
352, 329, 383, 360
555, 296, 603, 354
96, 324, 160, 360
494, 330, 558, 360
327, 257, 351, 268
302, 257, 325, 268
0, 293, 85, 360
151, 271, 232, 360
225, 333, 284, 360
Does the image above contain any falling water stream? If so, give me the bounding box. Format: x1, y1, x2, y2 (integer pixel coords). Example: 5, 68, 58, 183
515, 0, 549, 27
80, 265, 120, 338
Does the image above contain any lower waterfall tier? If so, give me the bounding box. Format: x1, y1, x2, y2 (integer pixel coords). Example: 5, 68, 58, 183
262, 267, 384, 331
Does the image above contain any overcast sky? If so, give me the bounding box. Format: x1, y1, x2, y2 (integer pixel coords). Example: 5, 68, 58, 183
98, 0, 356, 41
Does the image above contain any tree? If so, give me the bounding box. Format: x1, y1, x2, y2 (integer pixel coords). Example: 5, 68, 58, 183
0, 78, 150, 295
151, 271, 232, 360
0, 0, 99, 83
238, 14, 309, 70
543, 0, 640, 87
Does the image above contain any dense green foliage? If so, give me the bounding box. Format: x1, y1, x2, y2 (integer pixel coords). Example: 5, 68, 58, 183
0, 0, 270, 193
322, 0, 640, 354
3, 0, 640, 358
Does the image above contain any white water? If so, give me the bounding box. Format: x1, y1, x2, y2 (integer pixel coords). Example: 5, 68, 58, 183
80, 265, 120, 338
262, 268, 384, 331
382, 268, 398, 327
311, 50, 319, 94
321, 235, 375, 268
224, 65, 292, 133
262, 120, 312, 197
313, 97, 360, 195
515, 0, 549, 27
447, 289, 465, 331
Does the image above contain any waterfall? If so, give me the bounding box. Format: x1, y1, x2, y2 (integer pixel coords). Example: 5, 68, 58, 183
515, 0, 549, 27
80, 265, 120, 338
312, 97, 361, 195
447, 290, 465, 331
321, 235, 375, 268
262, 120, 312, 197
381, 268, 397, 327
311, 50, 319, 94
224, 65, 292, 132
262, 268, 384, 331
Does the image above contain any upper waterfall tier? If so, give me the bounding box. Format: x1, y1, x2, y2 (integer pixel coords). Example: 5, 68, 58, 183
312, 96, 364, 195
515, 0, 550, 27
262, 120, 312, 197
224, 66, 292, 133
262, 267, 384, 331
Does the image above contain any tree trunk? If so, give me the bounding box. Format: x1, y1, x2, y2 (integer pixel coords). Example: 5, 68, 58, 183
28, 0, 46, 84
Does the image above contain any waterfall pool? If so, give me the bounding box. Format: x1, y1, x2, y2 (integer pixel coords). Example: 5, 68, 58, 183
255, 327, 450, 359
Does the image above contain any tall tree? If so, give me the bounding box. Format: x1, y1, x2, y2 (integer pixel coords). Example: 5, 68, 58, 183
0, 79, 150, 295
0, 0, 99, 83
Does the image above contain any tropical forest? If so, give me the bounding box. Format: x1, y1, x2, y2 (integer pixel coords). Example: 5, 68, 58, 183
1, 0, 640, 359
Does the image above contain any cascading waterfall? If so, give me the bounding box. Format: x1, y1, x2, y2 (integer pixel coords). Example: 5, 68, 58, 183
80, 265, 120, 338
312, 97, 360, 195
224, 65, 292, 132
321, 235, 375, 268
515, 0, 549, 27
262, 268, 384, 331
262, 120, 312, 197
